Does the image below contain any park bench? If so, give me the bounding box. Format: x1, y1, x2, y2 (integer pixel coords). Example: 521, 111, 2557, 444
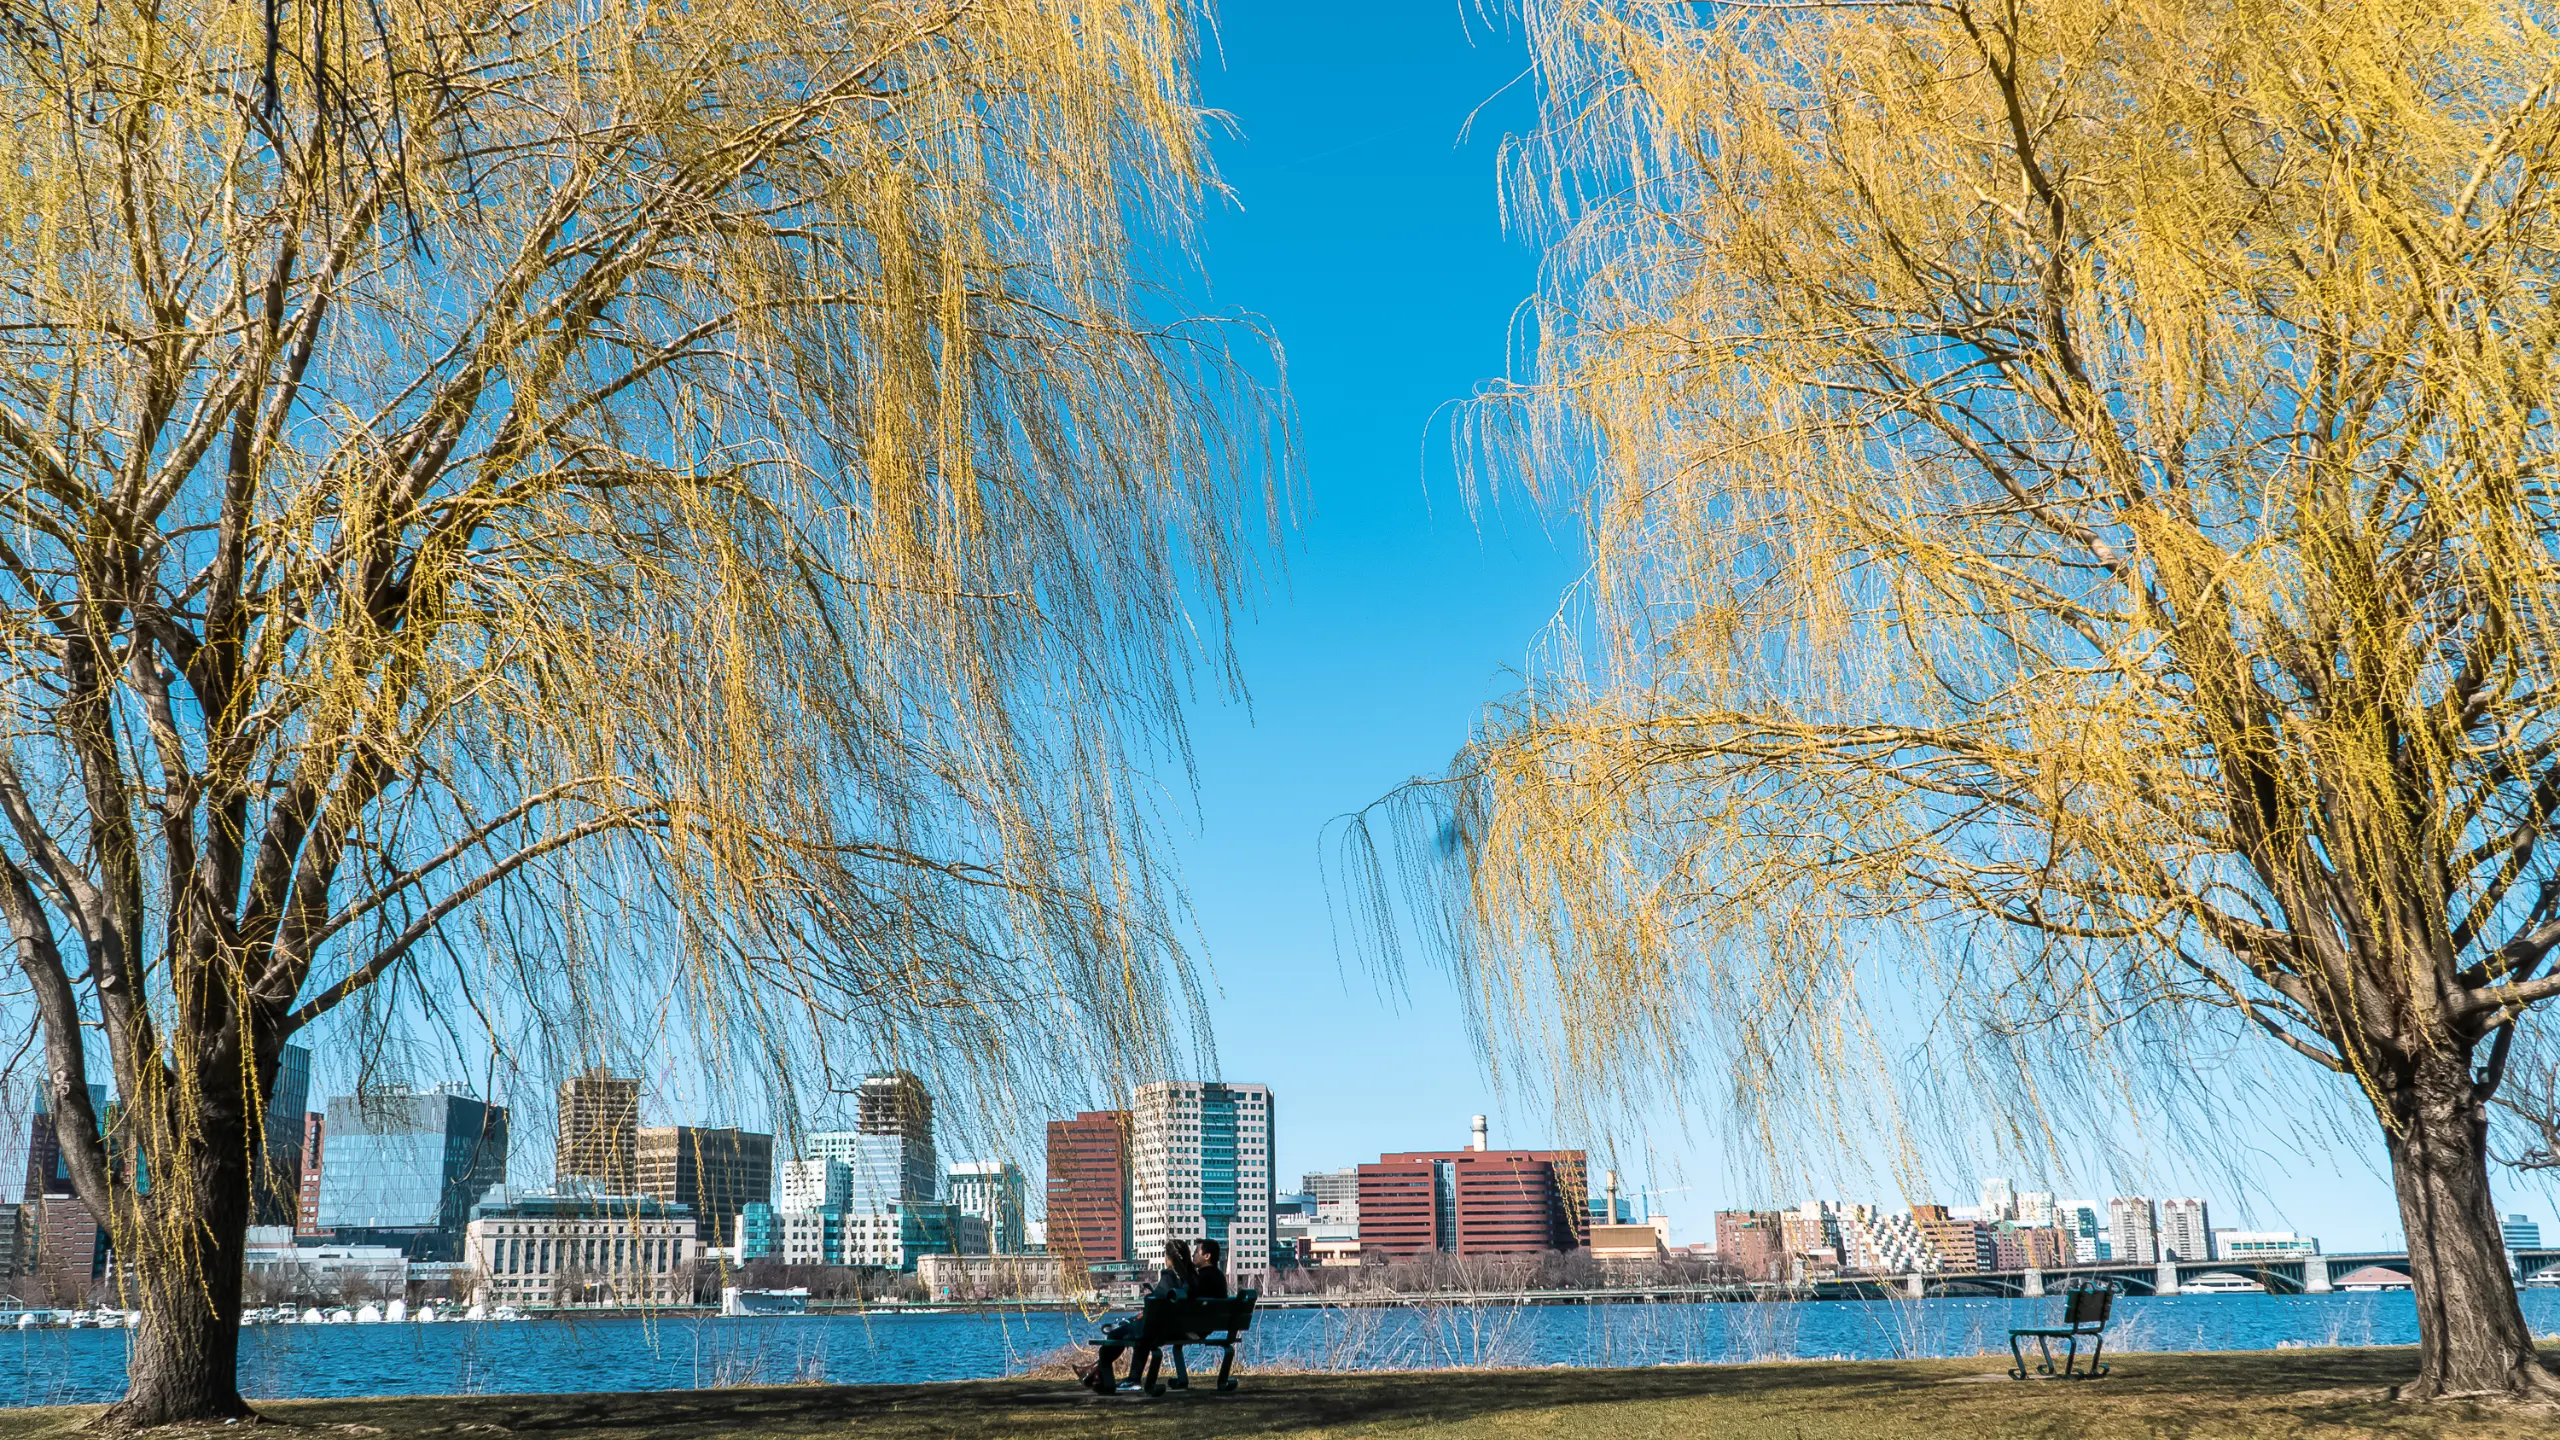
1087, 1289, 1259, 1395
2007, 1281, 2114, 1380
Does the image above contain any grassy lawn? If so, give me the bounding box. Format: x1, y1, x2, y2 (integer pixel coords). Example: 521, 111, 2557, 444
2, 1349, 2554, 1438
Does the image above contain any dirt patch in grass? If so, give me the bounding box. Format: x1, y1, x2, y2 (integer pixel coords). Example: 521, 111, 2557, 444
1, 1349, 2554, 1439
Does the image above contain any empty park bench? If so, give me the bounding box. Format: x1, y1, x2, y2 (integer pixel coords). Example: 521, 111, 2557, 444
2007, 1282, 2114, 1380
1088, 1289, 1259, 1395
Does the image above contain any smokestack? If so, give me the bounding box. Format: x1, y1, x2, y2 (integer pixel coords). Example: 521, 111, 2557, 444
1606, 1170, 1620, 1222
1469, 1114, 1488, 1152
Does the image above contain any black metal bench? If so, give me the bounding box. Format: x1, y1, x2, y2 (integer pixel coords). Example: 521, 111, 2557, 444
1087, 1289, 1258, 1395
2008, 1282, 2114, 1380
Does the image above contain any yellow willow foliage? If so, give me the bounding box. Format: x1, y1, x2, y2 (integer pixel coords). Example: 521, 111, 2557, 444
1352, 0, 2560, 1192
0, 0, 1275, 1414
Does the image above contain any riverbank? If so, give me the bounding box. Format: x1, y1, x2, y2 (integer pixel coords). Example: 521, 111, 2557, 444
0, 1349, 2552, 1438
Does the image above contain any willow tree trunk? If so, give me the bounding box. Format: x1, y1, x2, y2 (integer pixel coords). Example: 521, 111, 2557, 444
107, 1089, 258, 1425
2383, 1048, 2559, 1401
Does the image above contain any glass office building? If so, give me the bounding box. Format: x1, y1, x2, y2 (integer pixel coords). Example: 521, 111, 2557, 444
315, 1087, 508, 1260
255, 1044, 311, 1227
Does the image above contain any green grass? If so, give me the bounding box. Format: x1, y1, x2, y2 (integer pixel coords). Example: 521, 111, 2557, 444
3, 1350, 2554, 1438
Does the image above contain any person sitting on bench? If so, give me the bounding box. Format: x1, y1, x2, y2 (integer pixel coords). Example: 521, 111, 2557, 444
1083, 1239, 1226, 1393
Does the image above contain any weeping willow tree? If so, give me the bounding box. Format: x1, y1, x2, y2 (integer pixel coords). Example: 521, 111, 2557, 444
1362, 0, 2560, 1401
0, 0, 1271, 1423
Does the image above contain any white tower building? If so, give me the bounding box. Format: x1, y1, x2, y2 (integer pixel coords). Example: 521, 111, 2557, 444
1129, 1081, 1274, 1285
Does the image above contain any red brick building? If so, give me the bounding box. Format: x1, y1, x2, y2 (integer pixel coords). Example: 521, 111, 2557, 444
1912, 1205, 1996, 1273
1714, 1210, 1787, 1281
1355, 1149, 1589, 1258
297, 1111, 326, 1235
1045, 1110, 1131, 1271
1990, 1223, 2074, 1271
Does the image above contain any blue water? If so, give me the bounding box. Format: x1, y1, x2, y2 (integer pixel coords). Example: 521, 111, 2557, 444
6, 1292, 2559, 1407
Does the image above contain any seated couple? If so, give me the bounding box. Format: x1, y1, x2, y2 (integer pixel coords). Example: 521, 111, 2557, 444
1079, 1237, 1227, 1394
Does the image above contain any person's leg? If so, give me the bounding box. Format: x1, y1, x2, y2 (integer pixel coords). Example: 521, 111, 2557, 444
1090, 1343, 1124, 1390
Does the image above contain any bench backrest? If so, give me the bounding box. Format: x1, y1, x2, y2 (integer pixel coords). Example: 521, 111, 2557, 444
2061, 1285, 2113, 1328
1140, 1288, 1259, 1342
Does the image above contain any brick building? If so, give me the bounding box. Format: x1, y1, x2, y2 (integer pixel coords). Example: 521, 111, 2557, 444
1045, 1110, 1131, 1271
1911, 1204, 1996, 1273
1714, 1210, 1787, 1281
1355, 1145, 1588, 1258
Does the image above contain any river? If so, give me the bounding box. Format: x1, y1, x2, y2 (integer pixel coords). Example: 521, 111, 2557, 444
6, 1292, 2559, 1407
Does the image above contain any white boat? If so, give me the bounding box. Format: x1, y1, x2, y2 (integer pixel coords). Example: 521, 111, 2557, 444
355, 1304, 383, 1324
2180, 1272, 2265, 1295
720, 1286, 810, 1317
463, 1303, 488, 1321
417, 1306, 444, 1324
14, 1314, 33, 1330
300, 1307, 324, 1324
326, 1308, 355, 1324
490, 1305, 525, 1322
385, 1300, 407, 1323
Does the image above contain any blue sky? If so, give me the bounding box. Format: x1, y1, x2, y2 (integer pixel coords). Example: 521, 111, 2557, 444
1153, 0, 2555, 1252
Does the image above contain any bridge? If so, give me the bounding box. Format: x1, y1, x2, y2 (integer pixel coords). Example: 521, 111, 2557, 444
1863, 1248, 2560, 1299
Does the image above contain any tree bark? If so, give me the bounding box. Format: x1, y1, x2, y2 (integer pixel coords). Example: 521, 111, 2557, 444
103, 1095, 258, 1427
2385, 1049, 2560, 1401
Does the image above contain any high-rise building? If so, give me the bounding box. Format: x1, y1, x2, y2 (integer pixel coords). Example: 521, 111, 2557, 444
780, 1157, 851, 1212
297, 1112, 326, 1235
1301, 1168, 1360, 1222
0, 1203, 30, 1280
636, 1126, 773, 1251
1131, 1082, 1275, 1282
314, 1087, 510, 1260
22, 1084, 111, 1202
253, 1044, 312, 1227
946, 1162, 1027, 1254
2015, 1191, 2055, 1227
556, 1068, 641, 1192
808, 1072, 939, 1218
2503, 1214, 2542, 1250
2159, 1197, 2211, 1261
858, 1071, 934, 1140
2057, 1201, 2105, 1262
1977, 1178, 2016, 1223
1354, 1132, 1588, 1260
2108, 1196, 2160, 1264
1045, 1110, 1131, 1271
1715, 1210, 1787, 1281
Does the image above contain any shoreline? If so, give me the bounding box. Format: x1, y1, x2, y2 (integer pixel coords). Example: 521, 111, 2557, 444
4, 1348, 2557, 1439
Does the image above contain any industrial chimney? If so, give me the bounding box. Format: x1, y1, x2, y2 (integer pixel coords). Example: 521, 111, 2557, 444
1469, 1114, 1488, 1152
1605, 1170, 1620, 1222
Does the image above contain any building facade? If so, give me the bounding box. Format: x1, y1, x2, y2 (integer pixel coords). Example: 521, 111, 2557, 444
1355, 1145, 1589, 1260
254, 1044, 313, 1228
2057, 1201, 2106, 1262
243, 1225, 408, 1303
1301, 1168, 1360, 1222
2215, 1230, 2317, 1259
1045, 1110, 1132, 1270
297, 1112, 326, 1235
946, 1162, 1026, 1254
0, 1203, 31, 1285
2158, 1197, 2212, 1261
2108, 1197, 2160, 1264
636, 1126, 772, 1251
465, 1193, 698, 1308
1910, 1205, 1995, 1273
1714, 1210, 1787, 1281
35, 1193, 104, 1304
1840, 1205, 1937, 1274
556, 1068, 641, 1192
2504, 1214, 2543, 1250
780, 1157, 851, 1213
1131, 1082, 1275, 1282
314, 1088, 509, 1260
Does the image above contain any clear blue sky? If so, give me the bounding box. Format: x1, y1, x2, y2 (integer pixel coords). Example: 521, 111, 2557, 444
1159, 0, 2553, 1252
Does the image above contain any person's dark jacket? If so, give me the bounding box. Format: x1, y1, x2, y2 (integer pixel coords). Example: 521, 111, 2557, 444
1188, 1263, 1229, 1300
